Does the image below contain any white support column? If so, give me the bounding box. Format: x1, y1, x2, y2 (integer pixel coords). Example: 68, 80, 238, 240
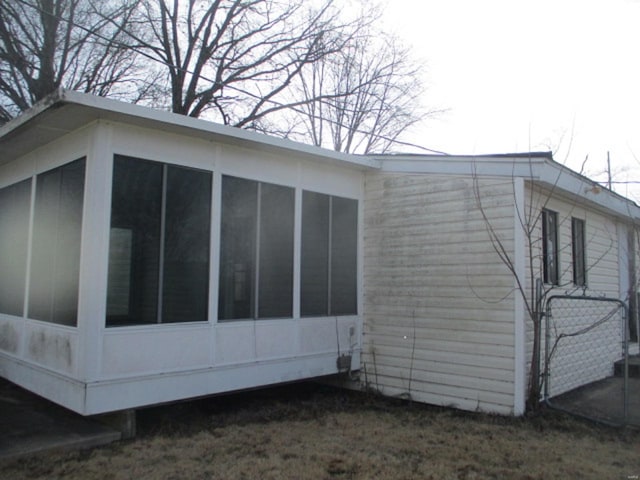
76, 121, 114, 384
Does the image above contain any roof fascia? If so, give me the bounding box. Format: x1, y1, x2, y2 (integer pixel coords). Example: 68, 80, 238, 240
0, 89, 381, 171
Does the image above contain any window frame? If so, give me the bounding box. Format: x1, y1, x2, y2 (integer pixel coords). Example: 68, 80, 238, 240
301, 190, 358, 317
217, 175, 295, 321
106, 155, 212, 327
571, 217, 587, 287
542, 209, 559, 286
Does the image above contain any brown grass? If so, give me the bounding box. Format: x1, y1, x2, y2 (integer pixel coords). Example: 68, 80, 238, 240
2, 383, 639, 480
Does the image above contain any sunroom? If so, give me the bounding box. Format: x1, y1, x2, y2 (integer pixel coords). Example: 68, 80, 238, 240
0, 90, 366, 415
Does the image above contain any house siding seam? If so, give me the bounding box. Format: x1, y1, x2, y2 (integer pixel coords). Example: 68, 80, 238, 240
362, 172, 517, 414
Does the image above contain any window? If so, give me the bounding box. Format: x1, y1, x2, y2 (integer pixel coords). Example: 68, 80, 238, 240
301, 191, 358, 316
218, 176, 294, 320
29, 159, 86, 326
106, 156, 212, 326
0, 179, 32, 316
572, 217, 586, 286
542, 209, 559, 285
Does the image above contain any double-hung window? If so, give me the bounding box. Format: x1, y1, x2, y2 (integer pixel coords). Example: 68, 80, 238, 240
542, 209, 559, 285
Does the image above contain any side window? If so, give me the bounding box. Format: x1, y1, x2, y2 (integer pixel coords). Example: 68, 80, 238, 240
0, 179, 32, 317
218, 176, 294, 320
29, 159, 86, 326
106, 155, 212, 326
301, 191, 358, 316
542, 209, 559, 285
572, 217, 586, 287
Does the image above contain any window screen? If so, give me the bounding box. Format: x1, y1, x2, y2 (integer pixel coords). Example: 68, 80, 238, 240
0, 179, 32, 316
107, 155, 211, 326
29, 159, 86, 326
218, 176, 294, 320
301, 191, 358, 316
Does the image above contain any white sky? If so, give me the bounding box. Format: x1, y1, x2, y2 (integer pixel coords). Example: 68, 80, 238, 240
381, 0, 640, 201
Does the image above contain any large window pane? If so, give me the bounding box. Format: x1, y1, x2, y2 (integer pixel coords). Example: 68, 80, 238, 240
301, 191, 329, 316
107, 156, 211, 326
29, 159, 86, 326
218, 176, 294, 320
258, 183, 294, 318
218, 176, 257, 320
107, 157, 162, 325
331, 196, 358, 315
301, 191, 358, 317
0, 179, 31, 316
163, 166, 211, 322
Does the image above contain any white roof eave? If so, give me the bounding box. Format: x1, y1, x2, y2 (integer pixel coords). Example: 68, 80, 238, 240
0, 89, 381, 171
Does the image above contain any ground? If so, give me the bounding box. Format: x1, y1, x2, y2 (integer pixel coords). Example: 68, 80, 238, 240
1, 383, 638, 480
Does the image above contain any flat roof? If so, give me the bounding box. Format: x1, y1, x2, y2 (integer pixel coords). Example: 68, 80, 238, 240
0, 89, 380, 170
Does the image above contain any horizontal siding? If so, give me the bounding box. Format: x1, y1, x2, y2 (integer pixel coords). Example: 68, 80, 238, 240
523, 184, 622, 398
363, 172, 517, 414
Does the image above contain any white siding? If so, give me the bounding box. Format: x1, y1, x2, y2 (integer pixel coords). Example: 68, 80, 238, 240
363, 172, 518, 414
524, 184, 622, 397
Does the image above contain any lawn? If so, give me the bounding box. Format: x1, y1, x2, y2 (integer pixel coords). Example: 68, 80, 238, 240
1, 383, 639, 480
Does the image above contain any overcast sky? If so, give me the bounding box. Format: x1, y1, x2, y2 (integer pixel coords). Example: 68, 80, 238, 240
381, 0, 640, 200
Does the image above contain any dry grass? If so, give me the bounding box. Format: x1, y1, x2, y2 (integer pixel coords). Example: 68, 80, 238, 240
2, 383, 639, 480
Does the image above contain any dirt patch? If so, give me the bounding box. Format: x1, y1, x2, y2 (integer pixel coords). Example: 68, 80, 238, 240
1, 383, 639, 479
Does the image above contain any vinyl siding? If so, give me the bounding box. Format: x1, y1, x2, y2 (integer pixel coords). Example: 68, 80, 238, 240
524, 184, 622, 397
363, 172, 518, 414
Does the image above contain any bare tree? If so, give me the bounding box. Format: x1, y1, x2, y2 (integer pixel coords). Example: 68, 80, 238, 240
0, 0, 151, 124
120, 0, 348, 126
471, 156, 636, 410
285, 9, 435, 154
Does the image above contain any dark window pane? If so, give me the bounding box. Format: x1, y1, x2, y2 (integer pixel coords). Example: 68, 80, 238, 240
258, 183, 294, 318
162, 166, 212, 322
0, 179, 31, 316
301, 191, 330, 316
542, 209, 559, 285
218, 176, 257, 320
330, 196, 358, 315
30, 159, 85, 326
107, 156, 162, 326
572, 217, 586, 287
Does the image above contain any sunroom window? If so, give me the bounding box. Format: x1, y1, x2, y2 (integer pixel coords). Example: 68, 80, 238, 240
218, 175, 294, 320
29, 159, 86, 326
0, 179, 32, 317
106, 155, 212, 326
301, 191, 358, 316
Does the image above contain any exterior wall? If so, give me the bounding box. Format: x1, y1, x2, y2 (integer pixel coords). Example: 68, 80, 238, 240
524, 184, 622, 397
0, 120, 364, 414
362, 172, 519, 414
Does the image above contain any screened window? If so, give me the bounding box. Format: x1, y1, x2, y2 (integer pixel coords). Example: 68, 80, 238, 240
218, 176, 294, 320
572, 217, 586, 286
106, 156, 212, 326
29, 159, 86, 326
542, 209, 559, 285
0, 179, 32, 316
301, 191, 358, 316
